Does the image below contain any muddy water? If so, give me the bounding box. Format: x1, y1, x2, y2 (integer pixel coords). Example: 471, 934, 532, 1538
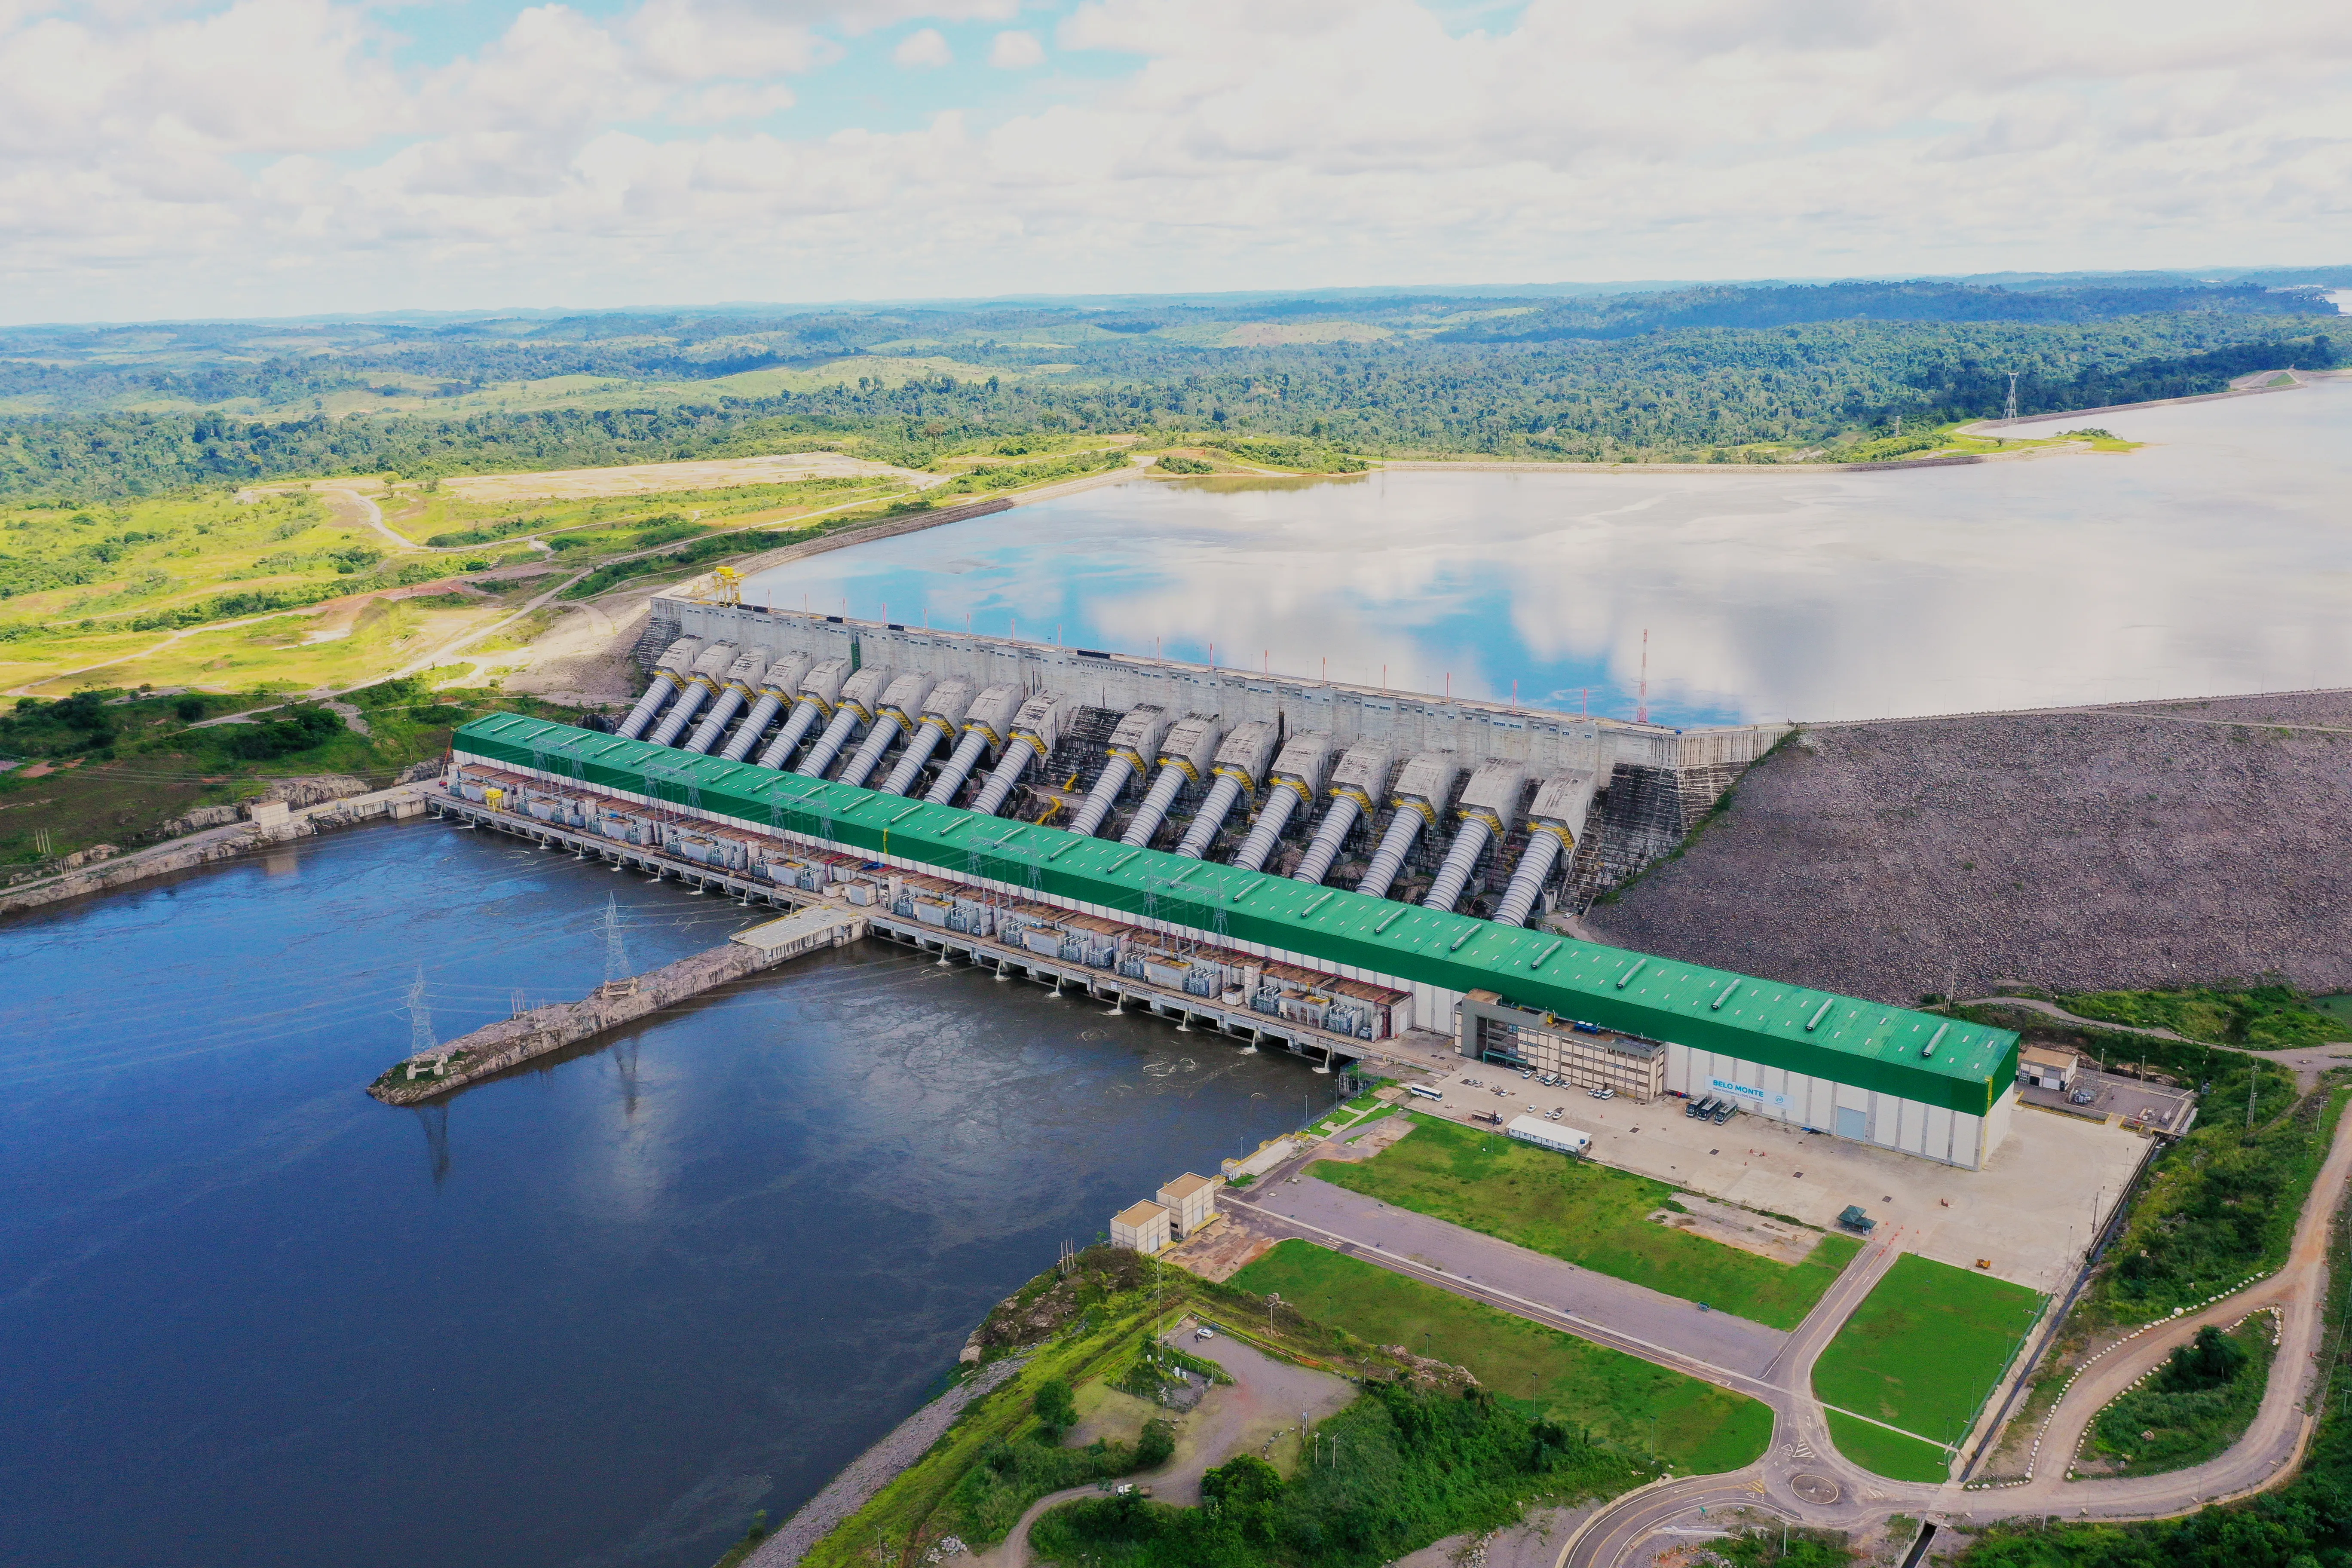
0, 822, 1323, 1568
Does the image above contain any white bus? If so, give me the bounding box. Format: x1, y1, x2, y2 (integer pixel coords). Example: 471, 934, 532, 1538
1407, 1084, 1444, 1102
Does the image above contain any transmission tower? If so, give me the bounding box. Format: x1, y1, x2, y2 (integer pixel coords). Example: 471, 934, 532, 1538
406, 966, 435, 1056
601, 893, 631, 989
2004, 372, 2018, 423
1635, 628, 1650, 726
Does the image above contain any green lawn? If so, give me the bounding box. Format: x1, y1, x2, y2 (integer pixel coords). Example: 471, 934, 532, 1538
1813, 1254, 2044, 1461
1822, 1410, 1950, 1483
1230, 1240, 1772, 1474
1312, 1114, 1861, 1330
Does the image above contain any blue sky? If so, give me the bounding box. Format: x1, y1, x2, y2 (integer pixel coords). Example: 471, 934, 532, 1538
0, 0, 2343, 322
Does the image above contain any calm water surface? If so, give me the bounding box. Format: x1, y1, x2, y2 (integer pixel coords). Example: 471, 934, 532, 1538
0, 824, 1320, 1568
747, 378, 2352, 725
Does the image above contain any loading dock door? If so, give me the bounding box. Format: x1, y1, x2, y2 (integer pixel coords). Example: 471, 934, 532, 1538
1835, 1106, 1868, 1141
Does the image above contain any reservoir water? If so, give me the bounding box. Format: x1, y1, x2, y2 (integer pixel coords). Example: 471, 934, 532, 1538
0, 824, 1322, 1568
747, 378, 2352, 726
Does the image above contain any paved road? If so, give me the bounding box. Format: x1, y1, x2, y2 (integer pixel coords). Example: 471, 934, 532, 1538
1559, 1100, 2352, 1562
1234, 1173, 1789, 1380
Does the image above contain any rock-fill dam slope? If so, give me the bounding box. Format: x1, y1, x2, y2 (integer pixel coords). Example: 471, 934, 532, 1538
1587, 689, 2352, 1004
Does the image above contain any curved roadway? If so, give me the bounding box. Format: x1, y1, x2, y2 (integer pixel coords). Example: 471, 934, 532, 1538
1561, 1101, 2352, 1564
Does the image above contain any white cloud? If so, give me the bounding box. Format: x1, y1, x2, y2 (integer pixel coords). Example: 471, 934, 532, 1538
892, 27, 952, 67
989, 29, 1043, 68
672, 81, 799, 122
0, 0, 2347, 320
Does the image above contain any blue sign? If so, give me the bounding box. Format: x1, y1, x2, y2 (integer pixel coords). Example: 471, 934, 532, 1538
1711, 1076, 1792, 1109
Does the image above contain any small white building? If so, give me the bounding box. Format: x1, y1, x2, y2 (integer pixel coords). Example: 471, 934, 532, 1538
1505, 1115, 1591, 1156
1111, 1200, 1173, 1253
1156, 1173, 1223, 1236
2019, 1045, 2078, 1091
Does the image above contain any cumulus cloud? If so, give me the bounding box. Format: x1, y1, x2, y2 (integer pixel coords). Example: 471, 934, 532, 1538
893, 26, 952, 67
0, 0, 2346, 319
989, 29, 1044, 68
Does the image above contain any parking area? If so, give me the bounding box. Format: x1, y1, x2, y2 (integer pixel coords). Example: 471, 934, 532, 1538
1411, 1063, 2150, 1294
2017, 1066, 2197, 1135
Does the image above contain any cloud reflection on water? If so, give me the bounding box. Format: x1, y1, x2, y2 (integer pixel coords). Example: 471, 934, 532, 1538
745, 381, 2352, 725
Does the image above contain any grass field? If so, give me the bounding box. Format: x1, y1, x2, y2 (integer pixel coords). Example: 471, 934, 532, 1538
1822, 1410, 1950, 1483
1313, 1114, 1861, 1330
1229, 1240, 1773, 1473
1814, 1254, 2044, 1462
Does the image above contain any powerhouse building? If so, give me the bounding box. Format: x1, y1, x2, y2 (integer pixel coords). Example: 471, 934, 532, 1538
450, 713, 2021, 1170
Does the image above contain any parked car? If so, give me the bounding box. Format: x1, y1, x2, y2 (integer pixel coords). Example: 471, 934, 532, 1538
1594, 1087, 1615, 1101
1195, 1326, 1216, 1341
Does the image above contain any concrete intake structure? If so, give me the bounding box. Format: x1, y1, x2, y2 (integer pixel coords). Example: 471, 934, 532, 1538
1424, 760, 1526, 912
1068, 706, 1168, 838
757, 658, 848, 769
1234, 731, 1336, 872
1176, 720, 1281, 859
1122, 714, 1224, 848
648, 642, 738, 747
926, 684, 1026, 805
1493, 771, 1598, 927
717, 654, 814, 763
449, 712, 2023, 1170
1293, 741, 1393, 886
636, 599, 1790, 921
616, 637, 704, 739
970, 692, 1066, 816
1358, 751, 1464, 900
683, 649, 770, 754
879, 680, 975, 796
797, 665, 893, 778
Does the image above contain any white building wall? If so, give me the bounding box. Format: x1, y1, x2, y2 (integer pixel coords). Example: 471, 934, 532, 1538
467, 748, 2011, 1170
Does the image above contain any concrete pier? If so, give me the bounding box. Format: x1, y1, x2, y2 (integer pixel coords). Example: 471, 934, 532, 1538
367, 903, 864, 1105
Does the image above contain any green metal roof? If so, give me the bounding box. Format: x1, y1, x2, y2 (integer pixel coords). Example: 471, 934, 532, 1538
456, 713, 2018, 1115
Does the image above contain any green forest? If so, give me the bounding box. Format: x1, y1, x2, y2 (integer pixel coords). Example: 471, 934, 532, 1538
0, 278, 2344, 499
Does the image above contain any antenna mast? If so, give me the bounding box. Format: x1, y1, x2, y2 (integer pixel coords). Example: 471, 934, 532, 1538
1635, 628, 1650, 726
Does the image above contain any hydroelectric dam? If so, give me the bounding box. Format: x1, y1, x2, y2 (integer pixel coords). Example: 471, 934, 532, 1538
420, 587, 2020, 1171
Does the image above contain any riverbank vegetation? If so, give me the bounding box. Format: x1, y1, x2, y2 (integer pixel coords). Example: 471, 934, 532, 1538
1313, 1113, 1860, 1329
788, 1236, 1751, 1568
1026, 1380, 1626, 1568
2055, 983, 2352, 1049
0, 680, 585, 869
2086, 1318, 2276, 1478
1, 285, 2343, 501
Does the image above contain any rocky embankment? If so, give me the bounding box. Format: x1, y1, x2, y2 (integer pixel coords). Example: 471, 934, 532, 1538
1589, 689, 2352, 1002
368, 905, 864, 1104
0, 769, 440, 917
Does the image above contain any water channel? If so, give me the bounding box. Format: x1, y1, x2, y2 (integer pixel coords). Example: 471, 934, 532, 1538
0, 824, 1323, 1568
747, 378, 2352, 726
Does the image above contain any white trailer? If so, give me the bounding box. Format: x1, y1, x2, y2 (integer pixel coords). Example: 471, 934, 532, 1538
1505, 1115, 1591, 1156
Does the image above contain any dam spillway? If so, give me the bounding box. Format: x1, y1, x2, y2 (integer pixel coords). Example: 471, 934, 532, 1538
627, 594, 1786, 922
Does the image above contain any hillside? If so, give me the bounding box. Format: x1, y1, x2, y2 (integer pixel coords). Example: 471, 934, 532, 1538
1586, 690, 2352, 1003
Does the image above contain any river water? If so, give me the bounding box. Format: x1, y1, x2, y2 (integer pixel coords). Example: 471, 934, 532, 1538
747, 377, 2352, 726
0, 824, 1321, 1568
